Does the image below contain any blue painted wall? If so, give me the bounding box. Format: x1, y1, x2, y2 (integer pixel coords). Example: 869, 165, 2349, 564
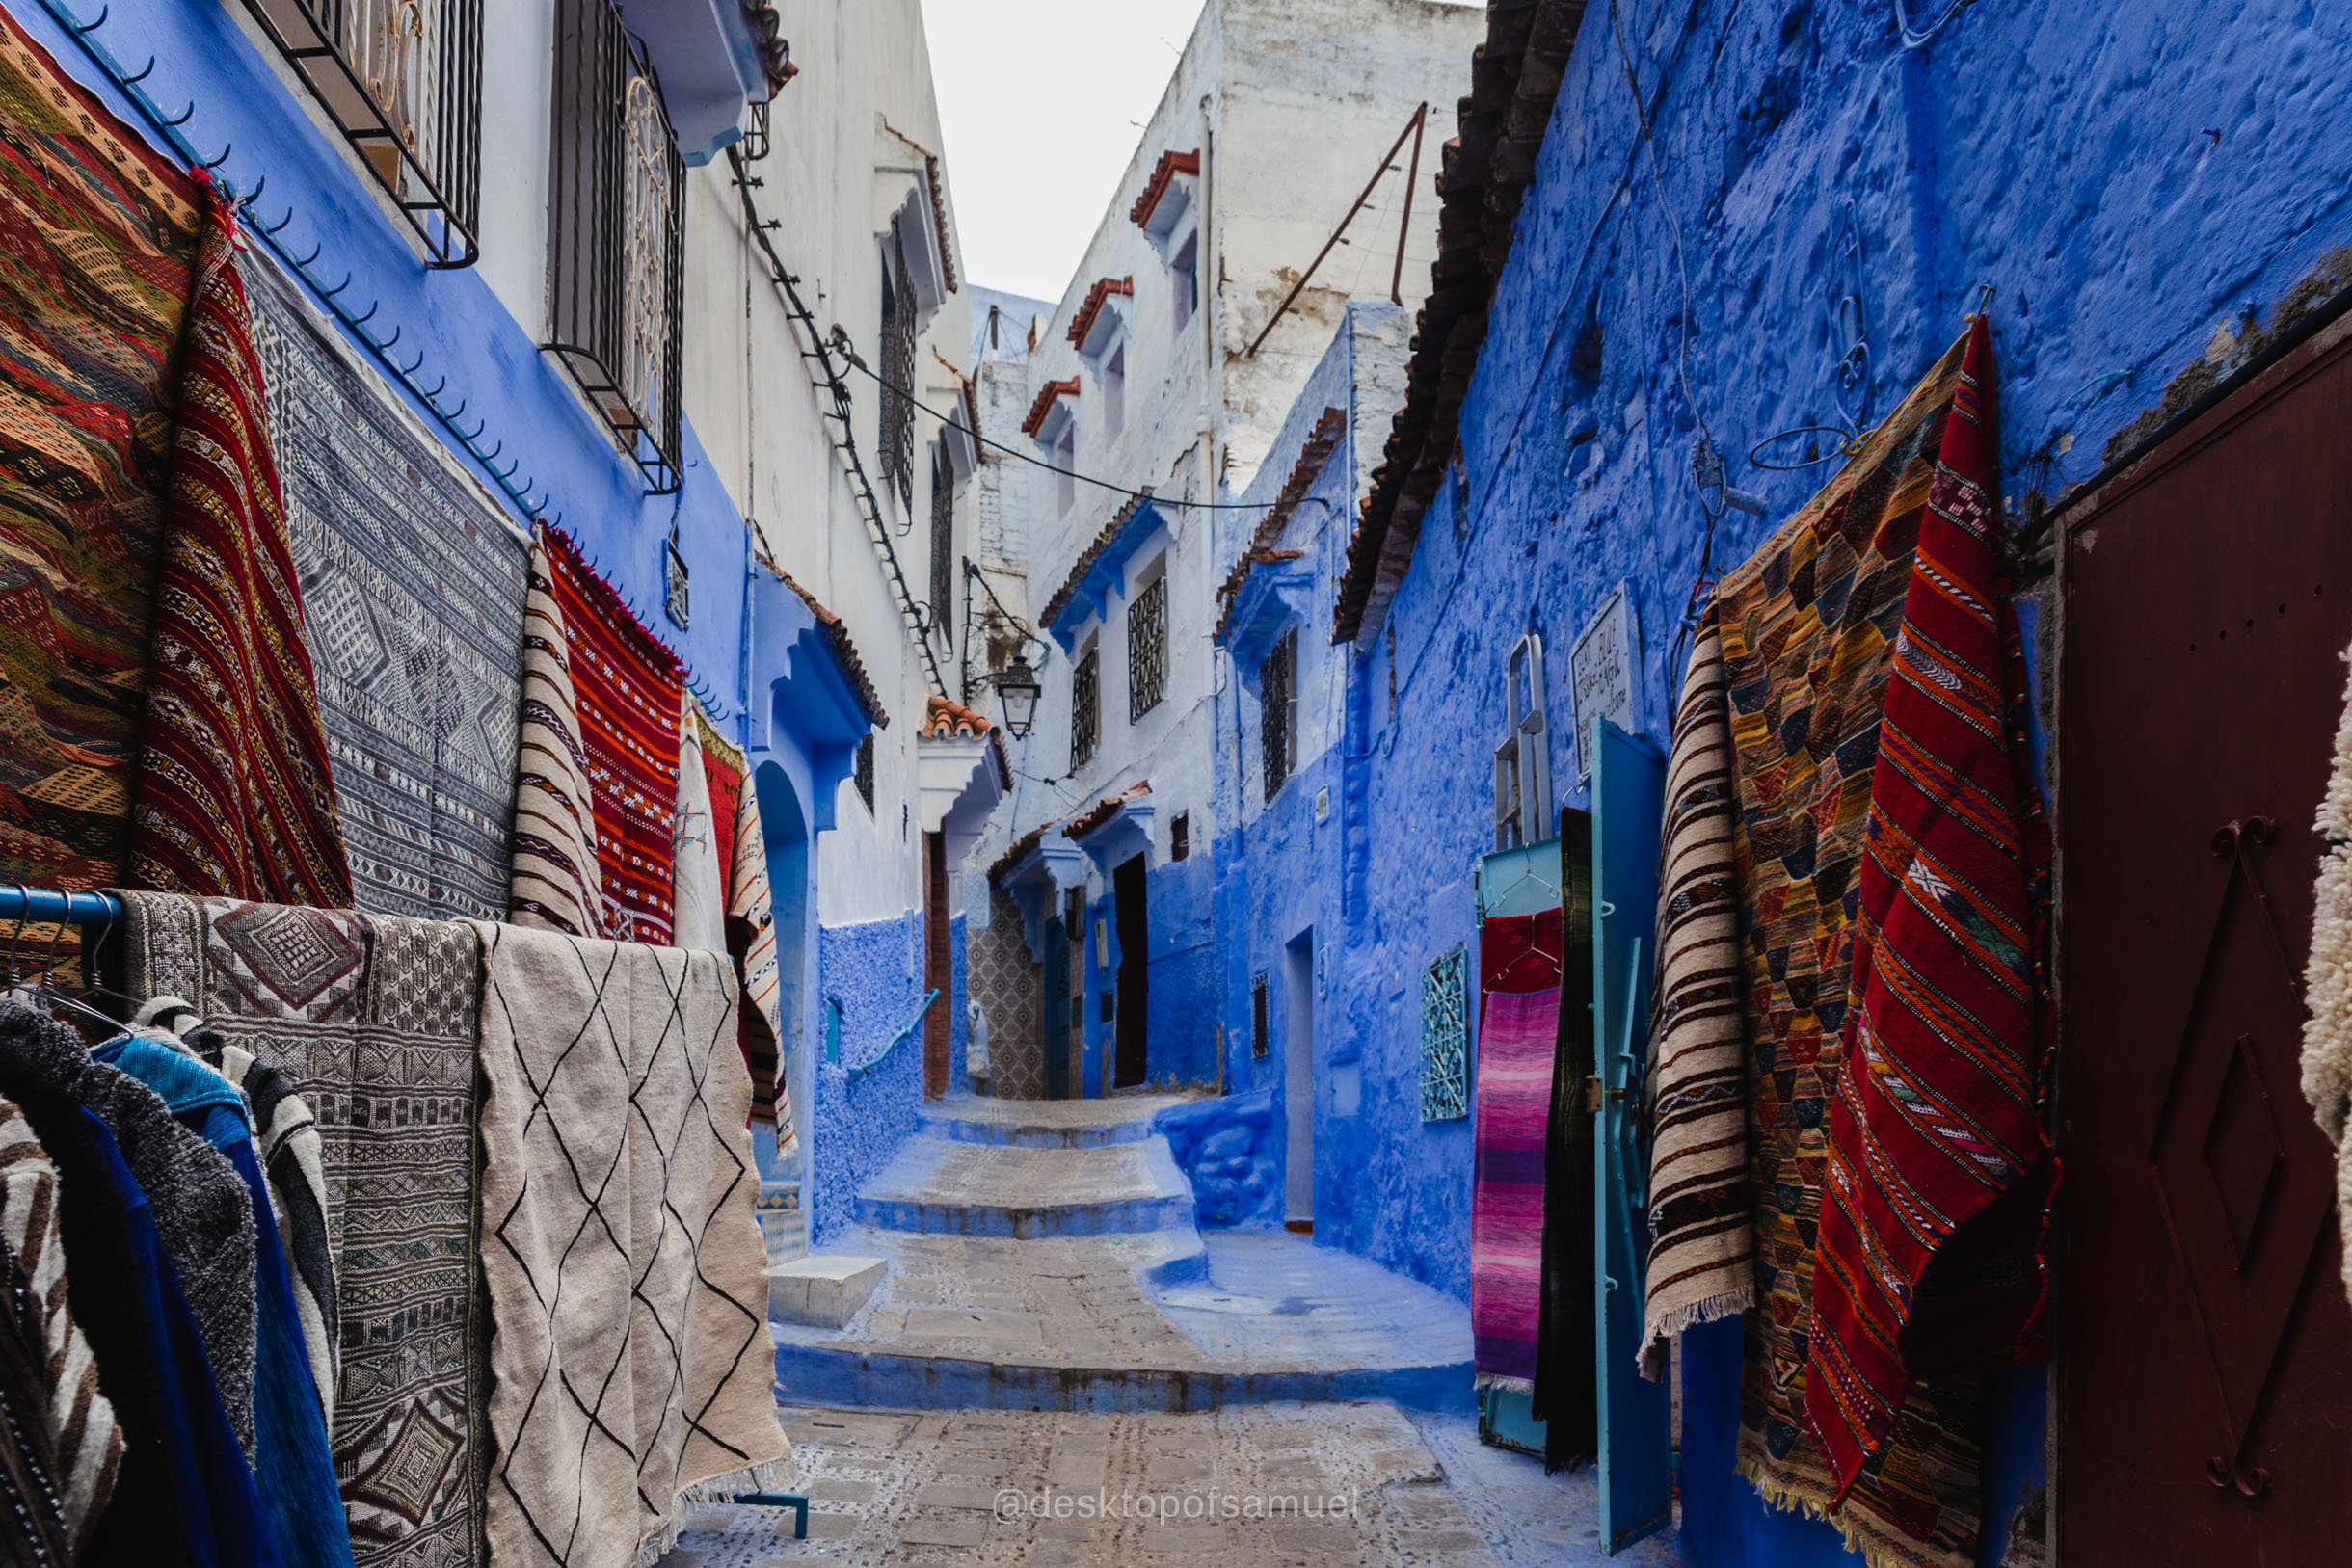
807, 914, 927, 1245
1188, 2, 2352, 1562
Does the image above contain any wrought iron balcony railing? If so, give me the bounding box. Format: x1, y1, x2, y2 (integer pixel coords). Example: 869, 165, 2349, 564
243, 0, 482, 266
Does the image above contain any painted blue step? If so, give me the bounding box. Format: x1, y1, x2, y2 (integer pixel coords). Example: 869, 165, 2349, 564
918, 1093, 1196, 1148
852, 1134, 1194, 1238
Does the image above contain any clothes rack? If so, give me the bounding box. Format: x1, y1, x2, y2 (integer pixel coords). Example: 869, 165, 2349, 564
0, 888, 121, 927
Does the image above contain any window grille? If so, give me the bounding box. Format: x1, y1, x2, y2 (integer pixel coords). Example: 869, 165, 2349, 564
1071, 643, 1100, 770
1129, 574, 1166, 721
1421, 947, 1469, 1121
244, 0, 483, 267
1251, 974, 1270, 1058
854, 733, 874, 811
546, 0, 684, 492
1169, 812, 1189, 863
1261, 628, 1296, 801
929, 444, 954, 643
879, 222, 918, 512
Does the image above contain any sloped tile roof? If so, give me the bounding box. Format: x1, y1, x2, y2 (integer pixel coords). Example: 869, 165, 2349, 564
1068, 276, 1135, 348
760, 556, 888, 729
1061, 779, 1151, 841
1023, 377, 1081, 438
921, 694, 1011, 788
1039, 490, 1157, 637
1332, 0, 1586, 644
1216, 407, 1348, 638
1130, 148, 1201, 228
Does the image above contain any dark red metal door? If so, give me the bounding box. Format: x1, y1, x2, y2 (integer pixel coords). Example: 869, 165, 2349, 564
2058, 323, 2352, 1565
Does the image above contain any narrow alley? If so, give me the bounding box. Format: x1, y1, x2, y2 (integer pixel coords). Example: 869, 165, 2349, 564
0, 1, 2343, 1567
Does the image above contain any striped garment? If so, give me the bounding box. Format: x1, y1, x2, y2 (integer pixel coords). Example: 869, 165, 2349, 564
1808, 316, 2054, 1496
510, 529, 610, 939
127, 187, 352, 909
1638, 609, 1754, 1378
696, 716, 789, 1135
139, 997, 340, 1429
0, 1095, 120, 1550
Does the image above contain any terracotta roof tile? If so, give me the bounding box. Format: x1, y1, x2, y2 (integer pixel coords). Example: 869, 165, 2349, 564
1061, 780, 1150, 841
1215, 407, 1347, 638
922, 695, 1011, 788
985, 821, 1047, 884
1039, 490, 1155, 634
1023, 377, 1081, 438
883, 120, 959, 295
759, 556, 889, 730
1068, 276, 1135, 348
1130, 148, 1201, 229
1331, 0, 1587, 645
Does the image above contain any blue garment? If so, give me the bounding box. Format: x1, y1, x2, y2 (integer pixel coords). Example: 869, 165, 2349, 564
72, 1105, 273, 1568
98, 1038, 354, 1568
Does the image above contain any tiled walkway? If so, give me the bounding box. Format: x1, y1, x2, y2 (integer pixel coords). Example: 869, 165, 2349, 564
661, 1402, 1688, 1567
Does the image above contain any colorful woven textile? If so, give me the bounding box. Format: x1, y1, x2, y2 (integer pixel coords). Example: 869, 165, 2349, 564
510, 531, 605, 938
1640, 609, 1753, 1377
0, 14, 200, 894
128, 189, 350, 908
1472, 910, 1563, 1390
1533, 820, 1598, 1470
542, 527, 682, 944
117, 891, 487, 1568
1717, 329, 1982, 1568
696, 716, 788, 1132
248, 256, 525, 922
2305, 638, 2352, 1307
1808, 318, 2052, 1495
468, 920, 787, 1566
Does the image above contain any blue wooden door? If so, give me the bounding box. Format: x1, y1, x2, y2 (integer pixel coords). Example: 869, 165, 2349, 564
1590, 716, 1671, 1551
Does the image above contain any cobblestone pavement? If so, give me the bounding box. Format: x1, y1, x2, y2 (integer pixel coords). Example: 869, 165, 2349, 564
658, 1402, 1688, 1567
774, 1228, 1470, 1379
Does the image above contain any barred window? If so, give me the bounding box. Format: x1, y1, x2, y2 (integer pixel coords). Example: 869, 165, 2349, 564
929, 443, 954, 644
1070, 642, 1100, 771
547, 0, 684, 492
880, 223, 918, 511
1420, 947, 1468, 1121
1128, 573, 1166, 721
1169, 812, 1189, 863
1251, 974, 1270, 1058
854, 733, 874, 811
245, 0, 483, 266
1260, 628, 1296, 801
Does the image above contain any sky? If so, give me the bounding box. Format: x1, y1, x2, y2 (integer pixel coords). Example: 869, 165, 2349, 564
921, 0, 1210, 306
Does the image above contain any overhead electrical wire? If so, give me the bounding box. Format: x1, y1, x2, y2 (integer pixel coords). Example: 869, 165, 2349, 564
727, 145, 947, 699
836, 355, 1298, 512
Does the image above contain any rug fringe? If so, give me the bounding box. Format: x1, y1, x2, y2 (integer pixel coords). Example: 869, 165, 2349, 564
1647, 1284, 1755, 1344
1473, 1373, 1535, 1395
634, 1461, 791, 1568
1734, 1451, 1970, 1568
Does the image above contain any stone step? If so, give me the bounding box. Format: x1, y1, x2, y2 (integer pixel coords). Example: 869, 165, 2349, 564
769, 1255, 888, 1328
919, 1092, 1199, 1149
853, 1134, 1194, 1238
768, 1227, 1474, 1415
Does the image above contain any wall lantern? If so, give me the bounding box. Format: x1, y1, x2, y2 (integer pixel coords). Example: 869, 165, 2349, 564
997, 654, 1041, 739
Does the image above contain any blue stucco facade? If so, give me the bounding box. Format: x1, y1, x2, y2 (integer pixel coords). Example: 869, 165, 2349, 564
1177, 5, 2352, 1565
807, 914, 929, 1246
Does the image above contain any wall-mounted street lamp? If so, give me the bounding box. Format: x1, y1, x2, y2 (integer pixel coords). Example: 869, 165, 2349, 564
997, 653, 1041, 739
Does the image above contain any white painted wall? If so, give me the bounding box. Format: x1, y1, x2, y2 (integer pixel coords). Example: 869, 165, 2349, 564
975, 0, 1480, 879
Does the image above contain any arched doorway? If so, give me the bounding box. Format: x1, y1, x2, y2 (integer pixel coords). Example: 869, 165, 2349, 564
754, 760, 811, 1260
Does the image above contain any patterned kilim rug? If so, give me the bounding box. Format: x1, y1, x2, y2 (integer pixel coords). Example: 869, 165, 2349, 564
542, 527, 682, 945
0, 13, 200, 894
247, 256, 526, 922
468, 921, 786, 1567
1641, 609, 1753, 1377
695, 712, 788, 1133
1472, 910, 1563, 1391
1715, 328, 1984, 1568
116, 890, 487, 1568
1809, 317, 2054, 1496
127, 187, 351, 909
510, 531, 607, 939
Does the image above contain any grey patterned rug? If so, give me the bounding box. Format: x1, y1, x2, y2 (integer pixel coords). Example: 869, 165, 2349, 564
248, 257, 527, 922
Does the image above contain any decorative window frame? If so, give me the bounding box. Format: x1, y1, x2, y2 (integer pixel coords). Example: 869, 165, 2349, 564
927, 439, 955, 645
1070, 636, 1101, 771
243, 0, 484, 267
1420, 947, 1469, 1121
1260, 626, 1297, 803
546, 0, 686, 492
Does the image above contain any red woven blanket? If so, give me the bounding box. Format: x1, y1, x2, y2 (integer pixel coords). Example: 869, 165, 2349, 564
1805, 316, 2054, 1497
543, 527, 682, 944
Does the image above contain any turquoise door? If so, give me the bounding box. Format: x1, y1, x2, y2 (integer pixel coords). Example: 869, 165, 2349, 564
1590, 716, 1671, 1551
